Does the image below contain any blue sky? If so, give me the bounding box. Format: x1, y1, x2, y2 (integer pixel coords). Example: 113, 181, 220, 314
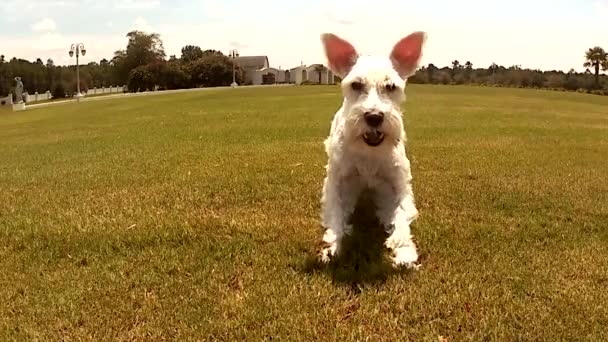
1, 0, 607, 72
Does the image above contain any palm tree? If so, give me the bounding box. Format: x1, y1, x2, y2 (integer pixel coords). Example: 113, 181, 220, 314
583, 47, 608, 88
465, 61, 473, 70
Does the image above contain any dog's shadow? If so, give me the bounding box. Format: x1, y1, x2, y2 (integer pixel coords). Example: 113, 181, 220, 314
301, 192, 418, 291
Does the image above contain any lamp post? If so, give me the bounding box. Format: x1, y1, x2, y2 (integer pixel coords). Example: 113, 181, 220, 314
229, 49, 239, 87
69, 43, 86, 101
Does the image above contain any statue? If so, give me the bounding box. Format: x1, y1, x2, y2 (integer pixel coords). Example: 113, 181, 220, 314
14, 77, 24, 103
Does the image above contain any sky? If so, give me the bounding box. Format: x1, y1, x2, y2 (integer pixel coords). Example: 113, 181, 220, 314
0, 0, 607, 72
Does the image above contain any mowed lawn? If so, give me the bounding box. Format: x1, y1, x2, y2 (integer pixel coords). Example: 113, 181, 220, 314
1, 85, 607, 340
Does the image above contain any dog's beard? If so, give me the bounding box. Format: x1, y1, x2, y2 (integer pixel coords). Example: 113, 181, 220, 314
345, 110, 403, 147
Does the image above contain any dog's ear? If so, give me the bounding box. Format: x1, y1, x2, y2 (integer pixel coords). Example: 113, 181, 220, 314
321, 33, 358, 78
390, 31, 426, 78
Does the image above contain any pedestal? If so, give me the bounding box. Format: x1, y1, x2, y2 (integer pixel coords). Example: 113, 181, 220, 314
12, 102, 26, 111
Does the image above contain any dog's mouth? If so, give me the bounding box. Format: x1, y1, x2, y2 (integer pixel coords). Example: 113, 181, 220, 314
363, 130, 385, 147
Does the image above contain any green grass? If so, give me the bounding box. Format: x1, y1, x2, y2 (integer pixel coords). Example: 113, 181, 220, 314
1, 85, 607, 340
27, 92, 122, 105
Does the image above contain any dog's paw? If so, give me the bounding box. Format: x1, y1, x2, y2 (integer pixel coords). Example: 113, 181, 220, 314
319, 245, 338, 263
391, 245, 419, 270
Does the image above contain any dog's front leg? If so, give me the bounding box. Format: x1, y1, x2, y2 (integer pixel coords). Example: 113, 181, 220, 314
320, 173, 360, 262
376, 177, 420, 268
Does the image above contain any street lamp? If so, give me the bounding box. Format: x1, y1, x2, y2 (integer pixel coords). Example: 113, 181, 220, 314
69, 43, 86, 100
229, 49, 239, 87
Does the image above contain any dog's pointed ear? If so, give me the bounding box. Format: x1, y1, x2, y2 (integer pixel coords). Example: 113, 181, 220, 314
321, 33, 358, 78
390, 31, 426, 78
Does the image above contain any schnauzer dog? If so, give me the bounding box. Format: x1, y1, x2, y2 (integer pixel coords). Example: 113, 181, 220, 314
319, 31, 426, 268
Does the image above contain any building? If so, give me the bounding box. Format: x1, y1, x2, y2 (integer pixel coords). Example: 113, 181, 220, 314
234, 56, 269, 85
289, 64, 337, 85
234, 55, 338, 86
252, 67, 288, 85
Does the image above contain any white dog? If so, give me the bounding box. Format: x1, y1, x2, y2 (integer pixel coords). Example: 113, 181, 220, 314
319, 31, 426, 268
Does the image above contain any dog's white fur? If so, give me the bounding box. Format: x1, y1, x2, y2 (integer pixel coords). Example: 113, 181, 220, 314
319, 32, 426, 268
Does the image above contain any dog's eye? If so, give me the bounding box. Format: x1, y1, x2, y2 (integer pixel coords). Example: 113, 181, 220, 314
385, 83, 397, 92
351, 82, 364, 92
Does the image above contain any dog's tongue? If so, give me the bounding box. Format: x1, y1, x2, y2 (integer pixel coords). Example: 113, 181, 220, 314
366, 130, 381, 141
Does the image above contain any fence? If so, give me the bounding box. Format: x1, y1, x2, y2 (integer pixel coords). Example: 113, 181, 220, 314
1, 86, 129, 107
0, 92, 53, 106
86, 86, 126, 96
0, 95, 11, 106
26, 91, 52, 102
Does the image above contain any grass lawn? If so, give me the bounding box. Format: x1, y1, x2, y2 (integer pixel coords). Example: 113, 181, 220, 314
1, 85, 607, 340
26, 92, 124, 106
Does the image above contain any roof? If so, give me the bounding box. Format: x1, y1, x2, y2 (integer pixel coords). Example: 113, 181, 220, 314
289, 64, 327, 72
259, 67, 283, 72
234, 56, 269, 70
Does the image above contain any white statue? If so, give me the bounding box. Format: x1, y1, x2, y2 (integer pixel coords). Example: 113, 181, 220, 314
14, 77, 24, 103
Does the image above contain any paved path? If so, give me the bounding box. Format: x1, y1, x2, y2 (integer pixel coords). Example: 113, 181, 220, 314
24, 84, 295, 110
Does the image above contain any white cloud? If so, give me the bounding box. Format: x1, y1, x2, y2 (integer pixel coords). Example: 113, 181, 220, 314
31, 17, 57, 32
597, 0, 608, 17
325, 12, 354, 26
132, 16, 154, 32
114, 0, 160, 10
1, 30, 125, 65
201, 0, 228, 19
229, 41, 249, 49
1, 0, 607, 73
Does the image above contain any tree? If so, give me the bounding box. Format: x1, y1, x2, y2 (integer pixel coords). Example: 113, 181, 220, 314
583, 47, 608, 88
427, 63, 438, 83
112, 30, 166, 84
465, 61, 473, 70
564, 68, 580, 90
127, 66, 155, 92
181, 45, 203, 64
45, 59, 56, 90
202, 49, 223, 57
188, 54, 240, 87
52, 83, 66, 98
489, 63, 499, 84
0, 55, 7, 96
162, 61, 190, 89
451, 60, 461, 79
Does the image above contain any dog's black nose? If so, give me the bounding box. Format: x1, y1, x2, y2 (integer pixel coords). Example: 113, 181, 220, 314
364, 112, 384, 127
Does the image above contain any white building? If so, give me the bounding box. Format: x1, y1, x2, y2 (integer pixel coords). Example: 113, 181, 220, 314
251, 67, 288, 85
289, 64, 336, 85
234, 55, 338, 86
234, 56, 269, 85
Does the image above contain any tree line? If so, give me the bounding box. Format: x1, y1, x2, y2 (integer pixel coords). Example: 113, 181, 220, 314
1, 31, 607, 99
408, 47, 608, 95
0, 31, 243, 99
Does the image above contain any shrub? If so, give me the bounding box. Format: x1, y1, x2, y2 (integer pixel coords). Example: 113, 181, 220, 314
52, 83, 65, 99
